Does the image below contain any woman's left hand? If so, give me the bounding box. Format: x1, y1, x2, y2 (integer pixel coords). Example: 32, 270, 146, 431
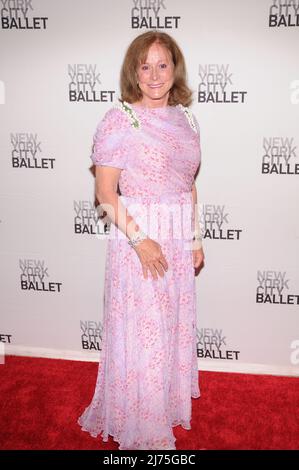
193, 247, 204, 269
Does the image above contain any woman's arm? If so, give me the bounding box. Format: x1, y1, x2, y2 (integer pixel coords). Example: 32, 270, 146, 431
95, 166, 139, 239
95, 165, 168, 280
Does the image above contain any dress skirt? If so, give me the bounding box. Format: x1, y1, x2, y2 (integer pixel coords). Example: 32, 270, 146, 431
78, 191, 200, 450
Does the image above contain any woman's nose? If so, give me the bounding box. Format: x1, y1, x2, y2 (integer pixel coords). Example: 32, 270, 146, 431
150, 66, 158, 80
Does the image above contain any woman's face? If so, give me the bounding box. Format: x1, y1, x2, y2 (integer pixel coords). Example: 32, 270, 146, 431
136, 42, 175, 105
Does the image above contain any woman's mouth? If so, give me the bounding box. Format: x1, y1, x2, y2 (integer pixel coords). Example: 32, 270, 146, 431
148, 84, 163, 88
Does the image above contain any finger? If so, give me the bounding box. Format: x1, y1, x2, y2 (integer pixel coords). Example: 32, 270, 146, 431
153, 260, 165, 278
158, 253, 168, 271
193, 253, 197, 268
142, 264, 148, 280
148, 263, 158, 281
194, 252, 202, 268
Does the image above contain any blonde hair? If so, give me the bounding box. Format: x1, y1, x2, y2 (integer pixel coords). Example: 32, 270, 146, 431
120, 31, 193, 107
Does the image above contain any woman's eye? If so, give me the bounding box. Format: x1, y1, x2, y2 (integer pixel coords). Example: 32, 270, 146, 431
160, 63, 167, 69
141, 65, 149, 71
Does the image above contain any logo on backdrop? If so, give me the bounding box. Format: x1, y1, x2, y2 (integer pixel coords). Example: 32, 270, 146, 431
256, 270, 299, 305
198, 64, 247, 104
80, 320, 103, 351
11, 133, 55, 169
269, 0, 299, 28
74, 200, 110, 236
0, 333, 12, 344
197, 328, 240, 360
19, 259, 62, 292
1, 0, 48, 29
130, 0, 181, 29
68, 64, 115, 103
200, 204, 242, 242
262, 137, 299, 175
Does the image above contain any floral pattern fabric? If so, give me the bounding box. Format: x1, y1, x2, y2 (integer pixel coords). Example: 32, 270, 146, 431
78, 101, 202, 450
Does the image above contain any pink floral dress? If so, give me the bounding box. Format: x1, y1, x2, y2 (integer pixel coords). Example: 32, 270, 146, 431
78, 100, 202, 450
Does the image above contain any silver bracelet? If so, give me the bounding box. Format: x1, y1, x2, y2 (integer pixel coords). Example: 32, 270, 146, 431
128, 229, 148, 248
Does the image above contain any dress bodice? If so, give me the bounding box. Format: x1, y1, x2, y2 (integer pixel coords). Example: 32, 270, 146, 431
91, 100, 201, 199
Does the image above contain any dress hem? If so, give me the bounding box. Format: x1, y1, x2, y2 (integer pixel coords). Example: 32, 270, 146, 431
77, 392, 201, 450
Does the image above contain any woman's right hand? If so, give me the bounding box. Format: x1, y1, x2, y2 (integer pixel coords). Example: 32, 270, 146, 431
133, 238, 168, 280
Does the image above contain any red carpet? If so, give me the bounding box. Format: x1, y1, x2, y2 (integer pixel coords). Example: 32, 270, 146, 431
0, 355, 298, 450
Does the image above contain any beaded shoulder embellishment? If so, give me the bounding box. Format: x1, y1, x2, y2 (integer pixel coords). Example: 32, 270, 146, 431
177, 104, 197, 133
113, 100, 141, 129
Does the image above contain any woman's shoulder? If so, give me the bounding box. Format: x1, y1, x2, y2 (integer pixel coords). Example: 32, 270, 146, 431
176, 104, 199, 134
99, 100, 141, 131
98, 103, 131, 130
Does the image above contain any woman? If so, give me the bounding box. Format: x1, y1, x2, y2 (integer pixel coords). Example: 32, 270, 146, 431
78, 30, 204, 450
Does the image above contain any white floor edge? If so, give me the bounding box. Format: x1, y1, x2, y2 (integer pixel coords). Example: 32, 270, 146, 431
2, 344, 299, 377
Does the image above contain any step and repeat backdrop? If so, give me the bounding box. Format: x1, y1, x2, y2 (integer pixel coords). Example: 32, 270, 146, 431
1, 0, 298, 375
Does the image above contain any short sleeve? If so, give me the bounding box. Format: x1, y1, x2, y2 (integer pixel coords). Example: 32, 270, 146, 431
90, 107, 130, 169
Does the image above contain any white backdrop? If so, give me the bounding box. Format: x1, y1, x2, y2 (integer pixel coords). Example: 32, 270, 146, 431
1, 0, 299, 376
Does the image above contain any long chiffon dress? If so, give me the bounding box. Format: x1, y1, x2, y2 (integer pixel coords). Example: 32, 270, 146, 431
78, 99, 202, 450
